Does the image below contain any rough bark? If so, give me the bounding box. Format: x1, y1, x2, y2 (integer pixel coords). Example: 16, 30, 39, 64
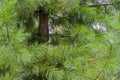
38, 10, 49, 43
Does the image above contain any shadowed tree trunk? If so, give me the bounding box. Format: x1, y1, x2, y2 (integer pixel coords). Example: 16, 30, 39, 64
38, 10, 49, 43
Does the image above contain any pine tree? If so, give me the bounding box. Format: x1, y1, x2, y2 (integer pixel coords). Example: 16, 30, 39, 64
0, 0, 120, 80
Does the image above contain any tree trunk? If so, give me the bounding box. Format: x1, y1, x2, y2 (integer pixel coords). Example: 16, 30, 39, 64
38, 11, 49, 43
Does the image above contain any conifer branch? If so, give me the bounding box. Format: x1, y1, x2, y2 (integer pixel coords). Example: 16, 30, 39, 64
94, 70, 104, 80
88, 2, 120, 7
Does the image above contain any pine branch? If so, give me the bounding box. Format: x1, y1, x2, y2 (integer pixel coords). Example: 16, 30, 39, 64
6, 27, 10, 40
86, 57, 102, 62
80, 74, 94, 80
94, 70, 104, 80
88, 2, 120, 7
94, 45, 114, 80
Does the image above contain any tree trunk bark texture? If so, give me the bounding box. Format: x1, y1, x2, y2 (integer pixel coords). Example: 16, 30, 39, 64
38, 11, 49, 43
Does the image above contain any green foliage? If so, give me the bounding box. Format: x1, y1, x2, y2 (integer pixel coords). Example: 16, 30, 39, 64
0, 0, 120, 80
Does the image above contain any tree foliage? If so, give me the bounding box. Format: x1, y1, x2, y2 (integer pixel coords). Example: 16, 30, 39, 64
0, 0, 120, 80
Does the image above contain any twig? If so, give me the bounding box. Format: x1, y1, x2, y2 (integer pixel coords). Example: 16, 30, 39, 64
94, 70, 104, 80
6, 27, 10, 40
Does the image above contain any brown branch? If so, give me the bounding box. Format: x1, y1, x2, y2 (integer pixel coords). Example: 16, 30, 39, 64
88, 2, 120, 7
88, 3, 114, 7
39, 34, 72, 37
